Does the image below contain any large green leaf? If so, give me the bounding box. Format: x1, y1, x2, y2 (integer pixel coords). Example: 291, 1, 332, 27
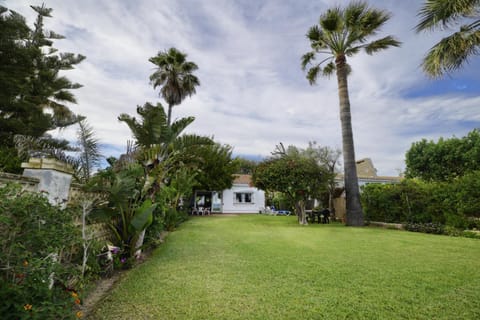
130, 199, 157, 232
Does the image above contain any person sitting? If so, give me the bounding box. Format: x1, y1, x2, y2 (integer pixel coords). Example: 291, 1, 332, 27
321, 208, 330, 224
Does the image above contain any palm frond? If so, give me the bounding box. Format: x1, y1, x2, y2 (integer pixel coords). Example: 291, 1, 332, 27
322, 61, 336, 77
119, 102, 169, 147
77, 119, 102, 182
416, 0, 479, 32
306, 25, 321, 42
356, 5, 391, 37
364, 35, 401, 54
320, 7, 343, 33
344, 1, 368, 29
169, 116, 195, 140
301, 52, 316, 70
422, 29, 480, 77
149, 47, 200, 112
306, 65, 321, 85
172, 134, 213, 153
302, 1, 399, 85
345, 46, 361, 57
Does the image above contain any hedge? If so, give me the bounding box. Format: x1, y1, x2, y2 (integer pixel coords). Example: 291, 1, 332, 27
361, 171, 480, 230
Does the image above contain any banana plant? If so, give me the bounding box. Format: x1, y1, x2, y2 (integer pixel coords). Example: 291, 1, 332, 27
89, 162, 156, 258
117, 102, 213, 255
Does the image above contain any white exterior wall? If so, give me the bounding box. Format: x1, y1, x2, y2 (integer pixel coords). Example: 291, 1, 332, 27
222, 183, 265, 214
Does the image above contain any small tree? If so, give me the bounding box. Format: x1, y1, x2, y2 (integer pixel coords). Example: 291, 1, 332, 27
253, 144, 330, 225
405, 129, 480, 181
303, 141, 342, 216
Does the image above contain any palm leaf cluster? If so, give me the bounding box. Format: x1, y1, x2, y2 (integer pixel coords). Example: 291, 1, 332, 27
417, 0, 480, 77
118, 102, 213, 184
301, 1, 400, 83
149, 48, 200, 125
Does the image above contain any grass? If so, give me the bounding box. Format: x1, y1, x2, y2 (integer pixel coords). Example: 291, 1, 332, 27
91, 215, 480, 319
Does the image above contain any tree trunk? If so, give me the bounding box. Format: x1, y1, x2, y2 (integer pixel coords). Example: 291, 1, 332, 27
296, 200, 308, 225
134, 229, 146, 258
335, 55, 364, 226
328, 186, 335, 219
167, 103, 173, 127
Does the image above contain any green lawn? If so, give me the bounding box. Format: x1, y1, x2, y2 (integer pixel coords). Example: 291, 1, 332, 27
91, 215, 480, 319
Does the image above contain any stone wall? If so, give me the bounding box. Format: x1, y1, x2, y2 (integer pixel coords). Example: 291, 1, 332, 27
20, 158, 74, 208
0, 171, 39, 192
1, 158, 109, 241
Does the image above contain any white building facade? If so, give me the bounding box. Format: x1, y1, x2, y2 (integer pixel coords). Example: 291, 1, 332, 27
193, 174, 265, 214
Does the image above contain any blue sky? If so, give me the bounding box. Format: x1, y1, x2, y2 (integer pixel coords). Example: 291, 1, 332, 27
3, 0, 480, 176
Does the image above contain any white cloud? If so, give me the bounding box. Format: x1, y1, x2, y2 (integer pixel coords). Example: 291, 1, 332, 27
4, 0, 480, 176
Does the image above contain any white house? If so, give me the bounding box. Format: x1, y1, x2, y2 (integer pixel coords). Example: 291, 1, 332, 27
193, 174, 265, 214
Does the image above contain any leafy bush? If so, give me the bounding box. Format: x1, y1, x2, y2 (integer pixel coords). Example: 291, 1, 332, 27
157, 207, 187, 232
0, 184, 84, 319
361, 171, 480, 237
461, 231, 480, 239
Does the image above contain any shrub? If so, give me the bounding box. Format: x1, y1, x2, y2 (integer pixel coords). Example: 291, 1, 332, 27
361, 172, 480, 237
0, 184, 84, 319
163, 208, 188, 231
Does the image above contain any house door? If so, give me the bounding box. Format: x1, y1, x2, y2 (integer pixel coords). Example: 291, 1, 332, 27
194, 191, 212, 212
194, 191, 223, 213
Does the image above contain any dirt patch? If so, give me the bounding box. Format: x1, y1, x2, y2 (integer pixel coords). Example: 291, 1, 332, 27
79, 271, 124, 318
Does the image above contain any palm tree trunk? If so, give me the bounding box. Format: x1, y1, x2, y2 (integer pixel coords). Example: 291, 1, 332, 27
167, 103, 173, 127
335, 55, 364, 226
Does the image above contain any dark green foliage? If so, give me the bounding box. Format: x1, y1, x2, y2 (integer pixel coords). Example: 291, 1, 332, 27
233, 157, 258, 174
0, 147, 22, 173
0, 5, 84, 172
162, 208, 188, 232
253, 146, 331, 224
254, 155, 325, 199
405, 129, 480, 181
416, 0, 480, 77
0, 184, 84, 319
192, 143, 238, 191
362, 171, 480, 235
88, 163, 157, 259
149, 47, 200, 126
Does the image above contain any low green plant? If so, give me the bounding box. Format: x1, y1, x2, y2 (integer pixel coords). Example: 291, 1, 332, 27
89, 163, 157, 260
0, 184, 84, 319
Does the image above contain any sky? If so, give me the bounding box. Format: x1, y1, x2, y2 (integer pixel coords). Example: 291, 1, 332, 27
3, 0, 480, 176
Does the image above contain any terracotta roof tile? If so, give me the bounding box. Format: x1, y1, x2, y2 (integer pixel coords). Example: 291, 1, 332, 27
233, 174, 253, 186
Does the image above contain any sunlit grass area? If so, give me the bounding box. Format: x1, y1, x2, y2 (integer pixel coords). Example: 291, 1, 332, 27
92, 215, 480, 319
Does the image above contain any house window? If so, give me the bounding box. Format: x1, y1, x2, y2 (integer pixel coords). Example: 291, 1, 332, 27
234, 192, 253, 203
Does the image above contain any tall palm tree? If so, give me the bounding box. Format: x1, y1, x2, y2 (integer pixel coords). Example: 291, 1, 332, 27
416, 0, 480, 78
149, 48, 200, 126
301, 1, 400, 226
